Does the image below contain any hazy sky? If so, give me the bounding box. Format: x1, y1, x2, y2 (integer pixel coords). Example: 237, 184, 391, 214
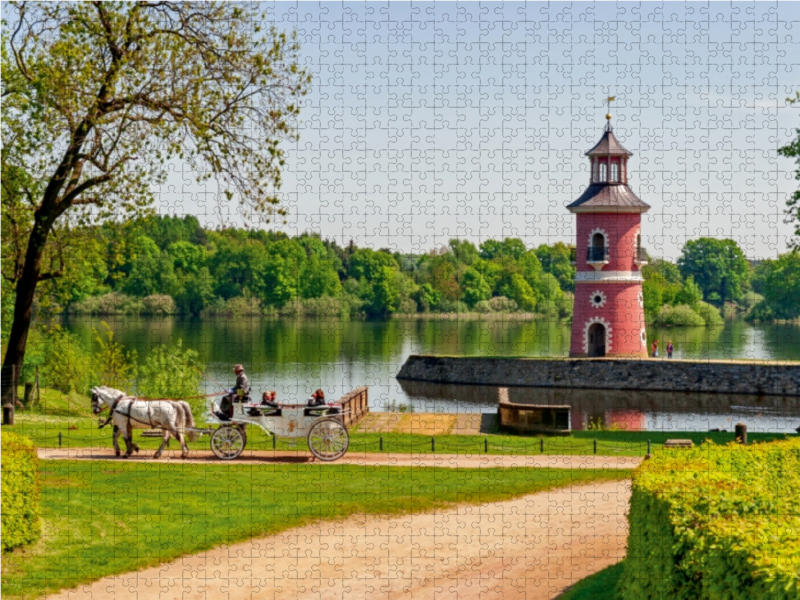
162, 2, 800, 260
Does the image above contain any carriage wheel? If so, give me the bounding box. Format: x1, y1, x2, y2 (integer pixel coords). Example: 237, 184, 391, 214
211, 426, 246, 460
307, 418, 349, 461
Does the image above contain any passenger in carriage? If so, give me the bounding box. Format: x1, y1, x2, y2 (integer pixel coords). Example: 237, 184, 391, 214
261, 390, 279, 408
307, 389, 326, 407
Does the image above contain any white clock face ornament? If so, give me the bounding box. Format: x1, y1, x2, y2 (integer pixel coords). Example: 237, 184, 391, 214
589, 290, 607, 309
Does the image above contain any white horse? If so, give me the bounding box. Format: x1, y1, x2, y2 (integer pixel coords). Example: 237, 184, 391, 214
91, 386, 198, 459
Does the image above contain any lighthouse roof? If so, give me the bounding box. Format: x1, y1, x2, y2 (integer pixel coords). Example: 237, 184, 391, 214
585, 128, 633, 157
566, 183, 650, 213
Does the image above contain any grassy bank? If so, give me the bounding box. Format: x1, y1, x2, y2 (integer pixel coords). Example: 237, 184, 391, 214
1, 460, 629, 599
7, 412, 793, 457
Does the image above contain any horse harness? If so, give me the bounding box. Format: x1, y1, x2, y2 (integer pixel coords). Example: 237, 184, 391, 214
99, 395, 156, 430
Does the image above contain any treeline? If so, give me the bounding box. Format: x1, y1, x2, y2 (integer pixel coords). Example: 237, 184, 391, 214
11, 215, 800, 322
643, 238, 800, 324
47, 215, 575, 319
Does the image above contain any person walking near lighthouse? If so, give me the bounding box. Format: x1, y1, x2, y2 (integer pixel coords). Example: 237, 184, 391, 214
651, 339, 659, 358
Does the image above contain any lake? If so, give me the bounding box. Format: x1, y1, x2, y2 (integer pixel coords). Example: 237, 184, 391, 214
63, 317, 800, 432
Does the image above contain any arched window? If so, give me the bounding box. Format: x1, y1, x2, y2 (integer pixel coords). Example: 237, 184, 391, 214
599, 163, 607, 181
611, 163, 619, 182
593, 161, 599, 182
592, 232, 605, 248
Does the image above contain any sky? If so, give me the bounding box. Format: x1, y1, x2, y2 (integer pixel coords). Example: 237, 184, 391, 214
161, 2, 800, 261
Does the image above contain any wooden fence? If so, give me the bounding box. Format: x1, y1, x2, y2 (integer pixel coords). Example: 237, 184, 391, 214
338, 386, 369, 428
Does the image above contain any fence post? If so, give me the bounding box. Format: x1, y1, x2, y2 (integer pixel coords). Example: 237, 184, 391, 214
24, 382, 34, 406
59, 432, 62, 448
593, 439, 597, 454
540, 437, 544, 453
380, 435, 383, 452
431, 436, 435, 453
647, 439, 651, 455
272, 433, 276, 450
484, 437, 488, 453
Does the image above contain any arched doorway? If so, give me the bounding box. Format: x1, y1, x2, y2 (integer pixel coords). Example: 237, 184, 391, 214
588, 323, 606, 357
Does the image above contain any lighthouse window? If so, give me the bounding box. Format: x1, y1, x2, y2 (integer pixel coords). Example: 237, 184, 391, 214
599, 163, 607, 181
611, 163, 619, 182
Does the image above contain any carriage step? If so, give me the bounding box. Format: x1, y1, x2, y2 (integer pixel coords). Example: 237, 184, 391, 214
140, 429, 163, 438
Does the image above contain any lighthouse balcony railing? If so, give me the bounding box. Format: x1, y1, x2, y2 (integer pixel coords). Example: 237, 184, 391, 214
634, 247, 649, 265
586, 247, 610, 263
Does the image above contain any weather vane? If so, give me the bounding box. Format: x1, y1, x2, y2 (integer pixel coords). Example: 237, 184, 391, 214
606, 96, 616, 120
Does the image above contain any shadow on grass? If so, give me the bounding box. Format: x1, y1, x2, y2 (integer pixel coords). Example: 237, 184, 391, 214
557, 561, 624, 600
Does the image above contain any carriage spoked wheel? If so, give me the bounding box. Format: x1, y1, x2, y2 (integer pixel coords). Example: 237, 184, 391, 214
211, 425, 246, 460
307, 418, 349, 461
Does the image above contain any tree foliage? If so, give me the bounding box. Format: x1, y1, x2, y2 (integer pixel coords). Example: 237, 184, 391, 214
778, 91, 800, 250
677, 238, 750, 305
1, 1, 311, 400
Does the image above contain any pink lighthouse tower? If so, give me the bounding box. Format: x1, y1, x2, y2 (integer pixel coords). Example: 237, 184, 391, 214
567, 111, 650, 358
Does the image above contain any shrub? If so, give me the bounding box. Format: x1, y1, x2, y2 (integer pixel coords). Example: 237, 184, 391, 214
38, 326, 93, 394
134, 339, 203, 412
619, 438, 800, 600
201, 296, 262, 317
69, 292, 145, 315
1, 432, 41, 552
92, 323, 137, 390
655, 304, 705, 327
694, 300, 724, 325
141, 294, 177, 315
746, 299, 775, 323
279, 297, 350, 318
98, 292, 143, 315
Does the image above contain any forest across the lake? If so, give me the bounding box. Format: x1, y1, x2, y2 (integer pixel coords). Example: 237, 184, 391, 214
3, 215, 799, 329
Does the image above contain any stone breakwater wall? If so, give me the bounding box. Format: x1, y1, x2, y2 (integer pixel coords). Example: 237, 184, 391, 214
396, 356, 800, 397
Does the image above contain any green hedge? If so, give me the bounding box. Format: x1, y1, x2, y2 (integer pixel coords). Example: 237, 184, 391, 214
1, 431, 41, 552
620, 437, 800, 600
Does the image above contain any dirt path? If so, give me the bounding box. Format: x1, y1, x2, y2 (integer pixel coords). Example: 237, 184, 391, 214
48, 479, 631, 600
38, 447, 642, 469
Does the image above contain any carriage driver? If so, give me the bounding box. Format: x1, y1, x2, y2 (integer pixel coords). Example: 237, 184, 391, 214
215, 364, 250, 421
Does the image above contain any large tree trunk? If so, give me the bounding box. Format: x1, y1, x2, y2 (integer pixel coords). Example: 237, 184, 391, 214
1, 218, 52, 405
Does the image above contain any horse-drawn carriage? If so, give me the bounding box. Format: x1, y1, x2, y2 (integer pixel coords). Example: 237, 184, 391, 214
207, 397, 350, 461
91, 386, 351, 462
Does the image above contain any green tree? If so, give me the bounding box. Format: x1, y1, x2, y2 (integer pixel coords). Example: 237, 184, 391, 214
299, 255, 342, 299
534, 243, 575, 292
642, 258, 682, 285
479, 238, 527, 261
448, 239, 479, 266
1, 2, 310, 401
778, 92, 800, 250
168, 242, 207, 275
460, 268, 491, 307
761, 252, 800, 319
498, 273, 537, 312
677, 238, 750, 305
675, 276, 702, 307
120, 236, 164, 296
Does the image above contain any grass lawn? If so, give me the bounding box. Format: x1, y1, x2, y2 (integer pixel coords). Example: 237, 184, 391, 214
558, 561, 624, 600
1, 461, 630, 599
7, 411, 794, 457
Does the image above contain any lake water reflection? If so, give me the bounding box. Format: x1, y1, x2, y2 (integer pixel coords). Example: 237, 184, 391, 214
63, 317, 800, 431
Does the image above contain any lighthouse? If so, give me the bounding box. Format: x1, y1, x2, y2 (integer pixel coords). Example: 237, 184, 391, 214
567, 113, 650, 358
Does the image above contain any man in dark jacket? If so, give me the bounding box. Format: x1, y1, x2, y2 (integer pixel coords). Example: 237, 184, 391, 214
216, 364, 250, 420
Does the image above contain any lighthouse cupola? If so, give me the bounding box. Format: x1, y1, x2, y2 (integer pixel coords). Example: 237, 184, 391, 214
566, 114, 651, 358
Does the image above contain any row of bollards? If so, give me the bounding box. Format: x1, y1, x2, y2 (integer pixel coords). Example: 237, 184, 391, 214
370, 435, 615, 455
